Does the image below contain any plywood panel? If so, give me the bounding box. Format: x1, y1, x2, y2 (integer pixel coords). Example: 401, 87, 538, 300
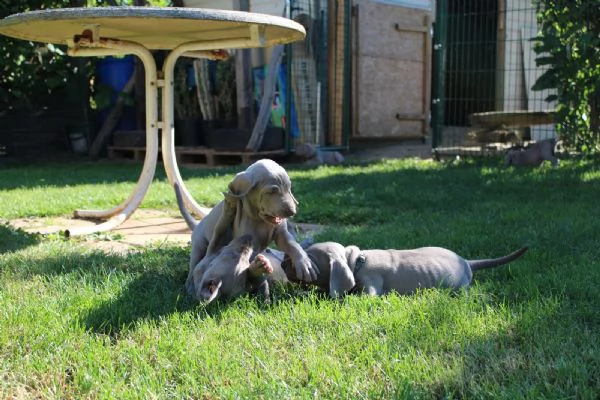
357, 1, 428, 61
357, 57, 424, 137
354, 0, 431, 139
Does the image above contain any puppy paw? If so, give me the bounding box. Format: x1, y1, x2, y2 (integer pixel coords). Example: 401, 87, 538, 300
249, 254, 273, 276
294, 254, 319, 282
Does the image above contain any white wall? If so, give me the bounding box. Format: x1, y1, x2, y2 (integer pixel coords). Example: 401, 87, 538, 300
182, 0, 284, 16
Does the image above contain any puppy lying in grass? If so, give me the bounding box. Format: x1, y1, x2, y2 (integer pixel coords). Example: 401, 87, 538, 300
193, 234, 275, 304
294, 143, 345, 166
505, 138, 560, 167
192, 237, 312, 304
279, 242, 528, 298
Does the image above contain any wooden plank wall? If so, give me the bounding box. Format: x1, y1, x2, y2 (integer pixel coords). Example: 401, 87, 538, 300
328, 0, 346, 146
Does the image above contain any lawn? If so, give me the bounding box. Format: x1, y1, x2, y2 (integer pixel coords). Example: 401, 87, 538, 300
0, 157, 599, 399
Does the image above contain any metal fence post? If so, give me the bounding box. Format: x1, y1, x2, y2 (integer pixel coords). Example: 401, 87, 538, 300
431, 0, 447, 153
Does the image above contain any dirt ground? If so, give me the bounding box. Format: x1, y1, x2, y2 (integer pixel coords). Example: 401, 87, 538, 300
9, 209, 324, 254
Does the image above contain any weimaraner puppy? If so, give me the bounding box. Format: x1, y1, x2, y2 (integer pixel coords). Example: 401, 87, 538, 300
505, 138, 559, 167
280, 242, 528, 297
194, 234, 275, 304
175, 159, 316, 297
295, 143, 345, 166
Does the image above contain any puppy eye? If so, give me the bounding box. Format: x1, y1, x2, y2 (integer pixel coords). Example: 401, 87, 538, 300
266, 186, 279, 194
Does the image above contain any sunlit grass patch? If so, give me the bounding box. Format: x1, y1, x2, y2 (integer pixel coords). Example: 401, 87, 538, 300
0, 158, 599, 398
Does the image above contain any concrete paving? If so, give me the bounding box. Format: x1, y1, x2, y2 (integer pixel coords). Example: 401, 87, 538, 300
10, 209, 323, 253
10, 210, 191, 253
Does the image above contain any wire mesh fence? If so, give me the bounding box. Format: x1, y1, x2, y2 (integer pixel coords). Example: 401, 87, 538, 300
432, 0, 557, 158
287, 0, 350, 150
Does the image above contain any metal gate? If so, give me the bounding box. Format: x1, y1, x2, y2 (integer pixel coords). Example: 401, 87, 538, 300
432, 0, 557, 157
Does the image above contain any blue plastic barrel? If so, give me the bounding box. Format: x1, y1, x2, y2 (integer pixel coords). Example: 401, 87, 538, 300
96, 55, 136, 131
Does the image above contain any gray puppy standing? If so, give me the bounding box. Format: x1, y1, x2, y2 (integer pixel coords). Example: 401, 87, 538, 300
175, 159, 317, 298
280, 242, 528, 297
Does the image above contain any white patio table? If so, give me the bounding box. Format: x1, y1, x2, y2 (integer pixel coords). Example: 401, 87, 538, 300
0, 6, 305, 236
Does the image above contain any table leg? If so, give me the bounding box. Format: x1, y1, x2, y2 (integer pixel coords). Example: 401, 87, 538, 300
161, 44, 217, 219
66, 42, 159, 236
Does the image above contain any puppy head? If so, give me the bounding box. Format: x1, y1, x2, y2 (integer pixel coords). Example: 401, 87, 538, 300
228, 159, 297, 225
281, 242, 343, 284
195, 234, 254, 304
295, 143, 316, 159
281, 242, 355, 297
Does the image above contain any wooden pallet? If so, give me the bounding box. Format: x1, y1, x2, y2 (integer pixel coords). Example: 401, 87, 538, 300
107, 146, 149, 162
107, 146, 288, 166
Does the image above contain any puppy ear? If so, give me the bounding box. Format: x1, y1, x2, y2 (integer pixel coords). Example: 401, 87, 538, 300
228, 171, 257, 198
329, 259, 355, 298
197, 278, 222, 304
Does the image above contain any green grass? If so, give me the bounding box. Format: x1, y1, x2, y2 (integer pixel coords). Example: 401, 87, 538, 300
0, 158, 599, 399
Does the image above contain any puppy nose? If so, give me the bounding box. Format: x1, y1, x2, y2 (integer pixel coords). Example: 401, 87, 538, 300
282, 196, 297, 217
282, 204, 296, 218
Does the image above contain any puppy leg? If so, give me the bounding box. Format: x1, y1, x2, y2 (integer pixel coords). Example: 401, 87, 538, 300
273, 223, 318, 282
359, 275, 384, 296
248, 253, 274, 276
247, 254, 273, 302
206, 193, 238, 256
329, 259, 355, 298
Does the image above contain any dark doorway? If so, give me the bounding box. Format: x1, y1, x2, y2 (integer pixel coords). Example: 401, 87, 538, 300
445, 0, 498, 126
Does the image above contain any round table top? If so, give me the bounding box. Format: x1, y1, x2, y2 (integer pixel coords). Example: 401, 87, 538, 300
0, 6, 305, 50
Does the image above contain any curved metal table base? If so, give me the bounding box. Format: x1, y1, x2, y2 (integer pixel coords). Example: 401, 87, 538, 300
66, 39, 250, 234
66, 39, 159, 235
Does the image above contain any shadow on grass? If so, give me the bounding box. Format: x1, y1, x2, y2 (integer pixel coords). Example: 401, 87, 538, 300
74, 247, 243, 336
0, 242, 207, 334
0, 223, 41, 254
81, 269, 198, 335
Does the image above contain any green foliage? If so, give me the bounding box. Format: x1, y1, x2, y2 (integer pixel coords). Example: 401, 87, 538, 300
0, 0, 92, 111
532, 0, 600, 154
0, 0, 171, 112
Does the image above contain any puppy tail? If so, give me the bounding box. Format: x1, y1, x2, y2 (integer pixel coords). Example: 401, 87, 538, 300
468, 246, 529, 272
174, 183, 198, 230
